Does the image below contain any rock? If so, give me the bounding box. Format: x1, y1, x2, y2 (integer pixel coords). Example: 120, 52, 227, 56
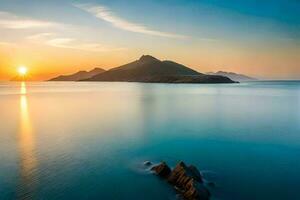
167, 162, 203, 184
151, 161, 211, 200
143, 161, 152, 166
187, 165, 203, 183
151, 162, 171, 178
168, 162, 209, 200
179, 182, 210, 200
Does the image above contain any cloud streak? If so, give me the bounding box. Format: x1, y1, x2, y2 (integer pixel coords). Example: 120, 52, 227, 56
26, 32, 56, 40
47, 38, 125, 52
74, 4, 187, 39
0, 11, 58, 29
27, 32, 125, 52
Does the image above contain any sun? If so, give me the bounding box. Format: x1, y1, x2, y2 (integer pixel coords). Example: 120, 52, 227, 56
18, 66, 28, 76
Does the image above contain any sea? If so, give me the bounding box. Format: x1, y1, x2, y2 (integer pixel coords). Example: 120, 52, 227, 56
0, 81, 299, 200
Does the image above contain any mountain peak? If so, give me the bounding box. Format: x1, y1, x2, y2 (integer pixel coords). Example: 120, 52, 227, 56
139, 55, 159, 62
90, 67, 105, 73
75, 70, 88, 74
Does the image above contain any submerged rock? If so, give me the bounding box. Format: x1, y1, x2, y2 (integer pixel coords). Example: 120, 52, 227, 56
143, 161, 152, 166
151, 161, 210, 200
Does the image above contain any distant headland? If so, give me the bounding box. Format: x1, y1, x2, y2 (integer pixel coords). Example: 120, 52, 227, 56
207, 71, 257, 82
49, 55, 237, 84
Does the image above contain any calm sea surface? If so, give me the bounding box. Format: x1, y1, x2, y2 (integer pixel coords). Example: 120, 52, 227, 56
0, 81, 299, 200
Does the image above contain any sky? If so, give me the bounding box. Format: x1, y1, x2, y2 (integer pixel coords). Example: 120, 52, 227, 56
0, 0, 299, 80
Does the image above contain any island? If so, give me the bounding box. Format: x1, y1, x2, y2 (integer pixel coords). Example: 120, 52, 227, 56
49, 55, 237, 84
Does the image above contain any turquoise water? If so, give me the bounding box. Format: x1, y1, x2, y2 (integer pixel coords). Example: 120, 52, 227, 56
0, 81, 299, 200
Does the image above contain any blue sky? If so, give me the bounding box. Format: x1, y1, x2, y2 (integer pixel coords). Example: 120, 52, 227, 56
1, 0, 299, 37
0, 0, 299, 80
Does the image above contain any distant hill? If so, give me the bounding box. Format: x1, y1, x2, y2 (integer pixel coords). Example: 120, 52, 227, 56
207, 71, 257, 82
49, 68, 105, 81
83, 55, 236, 84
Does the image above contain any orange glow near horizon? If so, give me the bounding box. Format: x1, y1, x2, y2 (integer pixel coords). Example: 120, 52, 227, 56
0, 41, 299, 80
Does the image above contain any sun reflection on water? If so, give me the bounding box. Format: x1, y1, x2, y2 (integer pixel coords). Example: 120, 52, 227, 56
17, 82, 38, 199
20, 82, 27, 95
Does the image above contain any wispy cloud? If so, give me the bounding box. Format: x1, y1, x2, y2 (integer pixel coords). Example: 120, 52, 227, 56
74, 4, 187, 39
26, 32, 56, 40
46, 38, 125, 52
0, 41, 15, 46
27, 32, 125, 52
0, 11, 58, 29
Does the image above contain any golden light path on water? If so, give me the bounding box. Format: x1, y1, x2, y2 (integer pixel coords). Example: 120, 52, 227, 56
18, 82, 38, 199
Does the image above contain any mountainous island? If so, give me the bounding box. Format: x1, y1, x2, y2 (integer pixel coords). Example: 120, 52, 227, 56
207, 71, 257, 82
49, 67, 105, 81
49, 55, 237, 83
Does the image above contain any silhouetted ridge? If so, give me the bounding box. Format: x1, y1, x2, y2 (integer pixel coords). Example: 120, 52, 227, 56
49, 67, 105, 81
82, 55, 236, 83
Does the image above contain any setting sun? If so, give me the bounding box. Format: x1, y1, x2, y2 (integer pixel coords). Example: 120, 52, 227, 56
18, 66, 28, 76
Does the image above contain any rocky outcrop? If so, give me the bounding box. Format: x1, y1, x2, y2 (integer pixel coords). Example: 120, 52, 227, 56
151, 161, 171, 178
151, 161, 210, 200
